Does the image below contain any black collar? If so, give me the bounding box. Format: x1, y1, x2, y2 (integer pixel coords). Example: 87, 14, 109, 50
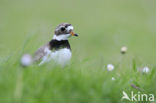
49, 39, 71, 50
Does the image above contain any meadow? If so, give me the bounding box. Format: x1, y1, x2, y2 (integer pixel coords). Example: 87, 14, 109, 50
0, 0, 156, 103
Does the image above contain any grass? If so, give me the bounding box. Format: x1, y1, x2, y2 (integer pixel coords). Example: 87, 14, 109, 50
0, 55, 156, 103
0, 0, 156, 103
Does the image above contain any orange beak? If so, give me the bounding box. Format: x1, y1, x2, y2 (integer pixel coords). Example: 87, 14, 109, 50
70, 31, 78, 37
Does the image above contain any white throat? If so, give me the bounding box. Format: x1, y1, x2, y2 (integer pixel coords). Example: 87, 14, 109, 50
53, 34, 71, 41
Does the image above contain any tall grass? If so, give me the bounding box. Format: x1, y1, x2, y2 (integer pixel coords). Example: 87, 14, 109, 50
0, 0, 156, 102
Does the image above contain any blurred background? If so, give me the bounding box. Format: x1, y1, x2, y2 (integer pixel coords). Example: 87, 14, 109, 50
0, 1, 156, 103
0, 0, 156, 64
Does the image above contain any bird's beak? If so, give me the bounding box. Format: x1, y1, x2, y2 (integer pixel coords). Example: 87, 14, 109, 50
70, 31, 78, 37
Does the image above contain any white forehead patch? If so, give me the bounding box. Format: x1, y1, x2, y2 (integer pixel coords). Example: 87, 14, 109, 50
67, 26, 74, 31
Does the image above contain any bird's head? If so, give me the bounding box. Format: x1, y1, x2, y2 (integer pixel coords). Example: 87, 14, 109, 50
53, 23, 78, 41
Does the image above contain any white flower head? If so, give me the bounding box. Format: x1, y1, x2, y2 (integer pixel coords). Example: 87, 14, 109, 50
112, 77, 115, 81
121, 46, 128, 54
21, 54, 32, 67
107, 64, 114, 71
142, 66, 150, 73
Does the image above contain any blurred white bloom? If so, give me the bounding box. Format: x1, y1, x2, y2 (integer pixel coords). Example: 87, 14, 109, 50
21, 54, 32, 67
107, 64, 114, 71
142, 66, 150, 73
121, 46, 128, 54
112, 77, 115, 81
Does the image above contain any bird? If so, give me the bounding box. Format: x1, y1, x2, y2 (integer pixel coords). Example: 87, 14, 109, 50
31, 23, 78, 67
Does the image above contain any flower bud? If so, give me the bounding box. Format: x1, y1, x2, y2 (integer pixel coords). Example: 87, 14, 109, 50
121, 46, 127, 54
21, 54, 32, 67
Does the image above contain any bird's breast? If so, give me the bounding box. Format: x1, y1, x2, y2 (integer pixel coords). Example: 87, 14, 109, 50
48, 48, 72, 66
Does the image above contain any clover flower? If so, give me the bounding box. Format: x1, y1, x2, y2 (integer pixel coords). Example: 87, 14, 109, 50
107, 64, 114, 71
112, 77, 115, 81
142, 66, 150, 73
21, 54, 32, 67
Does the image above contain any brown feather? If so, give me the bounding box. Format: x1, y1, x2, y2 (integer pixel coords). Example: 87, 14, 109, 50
33, 43, 50, 62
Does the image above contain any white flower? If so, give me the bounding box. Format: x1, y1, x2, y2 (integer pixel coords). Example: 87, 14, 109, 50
142, 66, 150, 73
21, 54, 32, 67
121, 46, 128, 54
112, 77, 115, 81
107, 64, 114, 71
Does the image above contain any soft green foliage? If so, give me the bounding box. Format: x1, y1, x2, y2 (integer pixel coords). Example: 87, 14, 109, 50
0, 0, 156, 103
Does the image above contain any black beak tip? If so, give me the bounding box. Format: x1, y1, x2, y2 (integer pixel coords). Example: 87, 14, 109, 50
75, 34, 78, 37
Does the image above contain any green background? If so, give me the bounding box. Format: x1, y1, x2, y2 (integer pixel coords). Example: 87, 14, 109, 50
0, 0, 156, 103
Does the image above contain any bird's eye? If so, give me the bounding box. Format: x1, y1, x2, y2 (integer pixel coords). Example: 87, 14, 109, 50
61, 27, 65, 31
65, 25, 68, 28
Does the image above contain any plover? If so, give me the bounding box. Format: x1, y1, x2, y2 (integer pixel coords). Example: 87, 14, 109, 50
33, 23, 78, 66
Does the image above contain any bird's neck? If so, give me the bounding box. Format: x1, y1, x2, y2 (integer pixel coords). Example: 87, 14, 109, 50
49, 39, 71, 50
